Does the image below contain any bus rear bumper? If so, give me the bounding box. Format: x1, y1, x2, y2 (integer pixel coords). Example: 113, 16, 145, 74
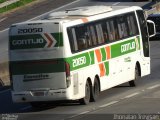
12, 89, 72, 103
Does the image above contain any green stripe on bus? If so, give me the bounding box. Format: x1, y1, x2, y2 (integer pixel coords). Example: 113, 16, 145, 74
9, 33, 63, 50
10, 59, 65, 75
111, 38, 137, 58
51, 33, 63, 47
100, 47, 106, 61
104, 61, 109, 76
136, 37, 141, 50
89, 51, 95, 65
66, 52, 91, 71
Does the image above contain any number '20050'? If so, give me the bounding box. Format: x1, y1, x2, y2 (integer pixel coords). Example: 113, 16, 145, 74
72, 56, 86, 68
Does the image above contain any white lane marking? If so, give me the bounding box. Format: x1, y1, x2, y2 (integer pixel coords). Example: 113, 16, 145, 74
64, 83, 160, 120
68, 115, 79, 119
123, 92, 140, 99
20, 106, 32, 111
79, 111, 90, 115
69, 111, 90, 119
147, 84, 160, 90
0, 17, 7, 23
0, 89, 11, 94
0, 0, 81, 33
141, 89, 145, 92
99, 101, 119, 108
112, 2, 120, 6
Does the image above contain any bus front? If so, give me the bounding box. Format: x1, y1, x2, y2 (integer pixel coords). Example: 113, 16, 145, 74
9, 21, 71, 103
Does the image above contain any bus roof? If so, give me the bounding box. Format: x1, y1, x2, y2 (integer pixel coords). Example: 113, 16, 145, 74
48, 6, 112, 18
45, 5, 142, 21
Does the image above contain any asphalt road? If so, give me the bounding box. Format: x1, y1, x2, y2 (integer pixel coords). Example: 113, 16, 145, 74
0, 0, 159, 120
1, 42, 160, 120
0, 0, 77, 31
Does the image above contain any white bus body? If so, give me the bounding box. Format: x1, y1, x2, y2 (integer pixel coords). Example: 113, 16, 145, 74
9, 6, 154, 105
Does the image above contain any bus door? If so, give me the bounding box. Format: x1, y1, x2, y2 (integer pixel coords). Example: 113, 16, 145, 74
136, 10, 150, 75
137, 10, 150, 57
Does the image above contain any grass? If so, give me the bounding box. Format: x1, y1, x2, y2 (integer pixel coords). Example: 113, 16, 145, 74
0, 0, 36, 13
0, 0, 6, 4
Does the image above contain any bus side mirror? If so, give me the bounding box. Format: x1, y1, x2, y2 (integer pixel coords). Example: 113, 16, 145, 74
147, 20, 156, 38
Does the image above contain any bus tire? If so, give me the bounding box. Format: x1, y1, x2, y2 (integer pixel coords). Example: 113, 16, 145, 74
129, 65, 140, 87
129, 80, 136, 87
90, 77, 100, 102
79, 80, 91, 105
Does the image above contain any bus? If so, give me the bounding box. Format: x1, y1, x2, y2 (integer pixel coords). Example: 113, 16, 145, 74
9, 5, 155, 107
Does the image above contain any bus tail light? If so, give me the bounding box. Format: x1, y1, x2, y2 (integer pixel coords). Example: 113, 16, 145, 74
65, 62, 71, 87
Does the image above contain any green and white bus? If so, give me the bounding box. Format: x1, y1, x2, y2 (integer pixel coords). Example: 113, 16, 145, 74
9, 5, 155, 106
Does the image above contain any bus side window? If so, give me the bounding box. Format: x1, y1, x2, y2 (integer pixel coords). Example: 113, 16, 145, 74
127, 15, 133, 36
113, 18, 119, 40
78, 37, 87, 50
126, 13, 139, 36
75, 25, 89, 50
130, 14, 139, 35
117, 16, 129, 39
90, 25, 98, 46
95, 23, 105, 44
86, 26, 93, 47
67, 28, 78, 52
101, 21, 109, 43
106, 19, 119, 42
106, 21, 113, 41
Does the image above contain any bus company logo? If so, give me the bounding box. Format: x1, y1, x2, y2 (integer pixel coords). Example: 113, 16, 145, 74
121, 41, 135, 53
23, 74, 50, 82
11, 33, 57, 49
12, 38, 44, 46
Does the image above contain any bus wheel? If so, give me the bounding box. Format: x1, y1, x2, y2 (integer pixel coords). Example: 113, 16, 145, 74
91, 77, 100, 102
129, 80, 136, 87
79, 81, 91, 105
129, 65, 140, 87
